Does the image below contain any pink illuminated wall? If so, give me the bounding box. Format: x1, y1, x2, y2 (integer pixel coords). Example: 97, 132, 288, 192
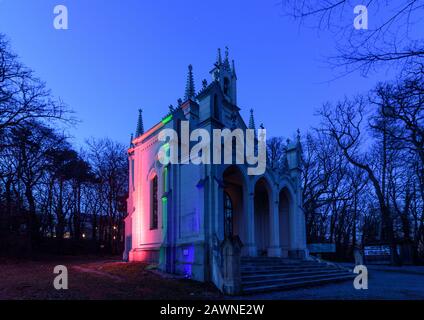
127, 123, 167, 262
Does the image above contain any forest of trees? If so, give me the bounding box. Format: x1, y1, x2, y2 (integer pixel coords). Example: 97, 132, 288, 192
275, 0, 424, 264
306, 72, 422, 264
0, 34, 128, 256
267, 69, 424, 264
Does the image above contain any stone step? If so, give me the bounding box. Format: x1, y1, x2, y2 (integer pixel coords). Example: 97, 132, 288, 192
241, 258, 311, 264
241, 257, 300, 261
241, 269, 344, 281
241, 268, 338, 277
242, 270, 351, 287
241, 265, 328, 274
241, 262, 306, 267
239, 257, 353, 294
241, 261, 324, 267
242, 274, 355, 294
241, 260, 322, 266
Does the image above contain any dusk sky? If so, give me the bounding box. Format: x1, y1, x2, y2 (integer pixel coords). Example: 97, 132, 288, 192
0, 0, 396, 147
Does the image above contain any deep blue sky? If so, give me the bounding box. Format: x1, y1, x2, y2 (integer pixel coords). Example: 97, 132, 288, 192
0, 0, 394, 146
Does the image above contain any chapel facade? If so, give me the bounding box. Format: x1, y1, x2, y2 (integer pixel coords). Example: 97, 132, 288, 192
123, 49, 308, 292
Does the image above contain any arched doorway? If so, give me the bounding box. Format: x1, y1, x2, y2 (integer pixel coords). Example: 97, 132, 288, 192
279, 188, 292, 255
222, 166, 246, 243
254, 178, 271, 256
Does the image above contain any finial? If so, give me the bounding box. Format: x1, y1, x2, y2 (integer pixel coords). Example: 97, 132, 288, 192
184, 64, 196, 101
217, 48, 222, 66
297, 129, 301, 141
177, 98, 182, 106
259, 123, 264, 130
202, 79, 208, 89
169, 104, 175, 113
130, 133, 134, 147
249, 109, 256, 130
223, 46, 231, 70
232, 59, 237, 78
136, 109, 144, 136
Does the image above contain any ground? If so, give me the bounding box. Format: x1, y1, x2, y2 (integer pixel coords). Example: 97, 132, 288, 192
1, 256, 423, 300
0, 255, 221, 300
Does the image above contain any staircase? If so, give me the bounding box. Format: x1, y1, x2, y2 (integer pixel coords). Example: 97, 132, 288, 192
241, 257, 354, 294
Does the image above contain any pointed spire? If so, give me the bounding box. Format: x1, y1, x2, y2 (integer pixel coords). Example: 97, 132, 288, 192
129, 133, 134, 147
216, 48, 222, 66
249, 109, 256, 130
184, 64, 196, 101
232, 59, 237, 78
223, 46, 231, 70
136, 109, 144, 137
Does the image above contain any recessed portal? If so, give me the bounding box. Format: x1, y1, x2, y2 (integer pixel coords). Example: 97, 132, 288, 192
254, 178, 271, 256
279, 188, 291, 253
223, 166, 246, 244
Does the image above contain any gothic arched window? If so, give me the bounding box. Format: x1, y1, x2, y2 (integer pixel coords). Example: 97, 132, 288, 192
150, 175, 158, 230
224, 192, 233, 237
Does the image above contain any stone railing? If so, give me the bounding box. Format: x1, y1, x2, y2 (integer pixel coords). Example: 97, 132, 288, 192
211, 234, 244, 295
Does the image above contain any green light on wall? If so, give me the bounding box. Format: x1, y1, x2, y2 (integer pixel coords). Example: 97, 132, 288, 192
161, 114, 173, 125
163, 166, 168, 192
162, 196, 168, 232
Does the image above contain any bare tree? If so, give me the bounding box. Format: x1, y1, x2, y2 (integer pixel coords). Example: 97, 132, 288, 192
86, 138, 128, 254
318, 97, 402, 263
0, 34, 71, 148
0, 33, 131, 256
282, 0, 424, 74
267, 137, 287, 171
